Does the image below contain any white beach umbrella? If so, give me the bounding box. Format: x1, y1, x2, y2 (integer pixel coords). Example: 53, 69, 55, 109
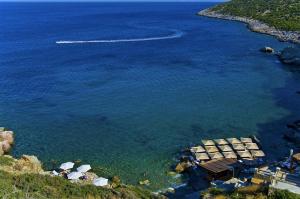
60, 162, 74, 170
51, 170, 59, 176
77, 164, 92, 173
67, 172, 83, 180
93, 177, 109, 187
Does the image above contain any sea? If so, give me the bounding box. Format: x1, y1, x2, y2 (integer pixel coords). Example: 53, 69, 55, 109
0, 2, 300, 190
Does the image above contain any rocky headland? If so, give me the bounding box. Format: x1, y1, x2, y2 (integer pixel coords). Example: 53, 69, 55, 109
198, 9, 300, 44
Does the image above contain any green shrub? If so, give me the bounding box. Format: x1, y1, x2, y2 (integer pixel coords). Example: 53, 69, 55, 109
209, 187, 225, 195
269, 189, 300, 199
211, 0, 300, 31
0, 156, 14, 166
0, 170, 160, 199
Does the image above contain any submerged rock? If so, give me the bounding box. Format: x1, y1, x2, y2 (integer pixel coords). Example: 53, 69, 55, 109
167, 171, 177, 177
0, 129, 14, 155
175, 162, 192, 173
139, 179, 150, 186
284, 131, 300, 146
278, 47, 300, 66
260, 46, 274, 53
287, 120, 300, 131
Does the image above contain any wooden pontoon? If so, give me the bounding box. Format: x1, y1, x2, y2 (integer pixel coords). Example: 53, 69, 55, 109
199, 158, 240, 181
189, 137, 265, 163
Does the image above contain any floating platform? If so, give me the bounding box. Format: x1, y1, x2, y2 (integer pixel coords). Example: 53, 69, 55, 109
190, 137, 265, 162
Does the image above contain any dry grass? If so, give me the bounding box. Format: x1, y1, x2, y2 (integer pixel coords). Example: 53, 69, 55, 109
237, 185, 263, 194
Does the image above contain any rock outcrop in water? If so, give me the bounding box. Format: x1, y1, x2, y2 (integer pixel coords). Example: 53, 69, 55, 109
260, 47, 274, 53
284, 120, 300, 145
0, 128, 14, 155
278, 47, 300, 66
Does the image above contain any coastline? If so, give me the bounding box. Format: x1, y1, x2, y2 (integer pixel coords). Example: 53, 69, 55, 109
0, 128, 165, 198
0, 154, 165, 199
198, 8, 300, 44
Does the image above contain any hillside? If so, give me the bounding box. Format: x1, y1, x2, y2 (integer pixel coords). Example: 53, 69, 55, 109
210, 0, 300, 31
0, 155, 165, 199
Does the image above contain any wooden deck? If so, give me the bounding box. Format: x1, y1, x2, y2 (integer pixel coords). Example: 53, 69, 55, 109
199, 158, 237, 173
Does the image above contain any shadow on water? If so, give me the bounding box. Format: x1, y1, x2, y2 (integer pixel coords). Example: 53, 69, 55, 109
256, 64, 300, 160
166, 60, 300, 199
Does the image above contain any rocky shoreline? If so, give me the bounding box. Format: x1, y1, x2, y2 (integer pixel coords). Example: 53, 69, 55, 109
0, 127, 166, 199
198, 8, 300, 44
0, 127, 14, 155
0, 154, 165, 199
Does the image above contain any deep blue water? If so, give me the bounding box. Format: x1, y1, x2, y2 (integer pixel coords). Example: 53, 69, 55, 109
1, 2, 300, 189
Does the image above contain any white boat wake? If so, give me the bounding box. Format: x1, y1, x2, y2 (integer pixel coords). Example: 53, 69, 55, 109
56, 30, 184, 44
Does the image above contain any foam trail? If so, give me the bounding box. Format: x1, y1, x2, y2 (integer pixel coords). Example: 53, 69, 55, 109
56, 30, 184, 44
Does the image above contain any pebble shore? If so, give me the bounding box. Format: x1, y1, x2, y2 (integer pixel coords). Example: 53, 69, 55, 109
198, 9, 300, 44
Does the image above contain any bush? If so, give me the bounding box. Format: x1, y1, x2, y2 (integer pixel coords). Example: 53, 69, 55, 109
0, 156, 14, 166
269, 189, 300, 199
237, 185, 265, 194
209, 187, 225, 195
211, 0, 300, 31
0, 170, 160, 199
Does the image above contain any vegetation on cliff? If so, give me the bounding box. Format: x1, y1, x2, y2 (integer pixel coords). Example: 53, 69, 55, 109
0, 155, 164, 199
211, 0, 300, 31
202, 185, 300, 199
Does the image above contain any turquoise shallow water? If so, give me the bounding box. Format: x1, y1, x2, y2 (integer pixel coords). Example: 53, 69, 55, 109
0, 2, 300, 189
